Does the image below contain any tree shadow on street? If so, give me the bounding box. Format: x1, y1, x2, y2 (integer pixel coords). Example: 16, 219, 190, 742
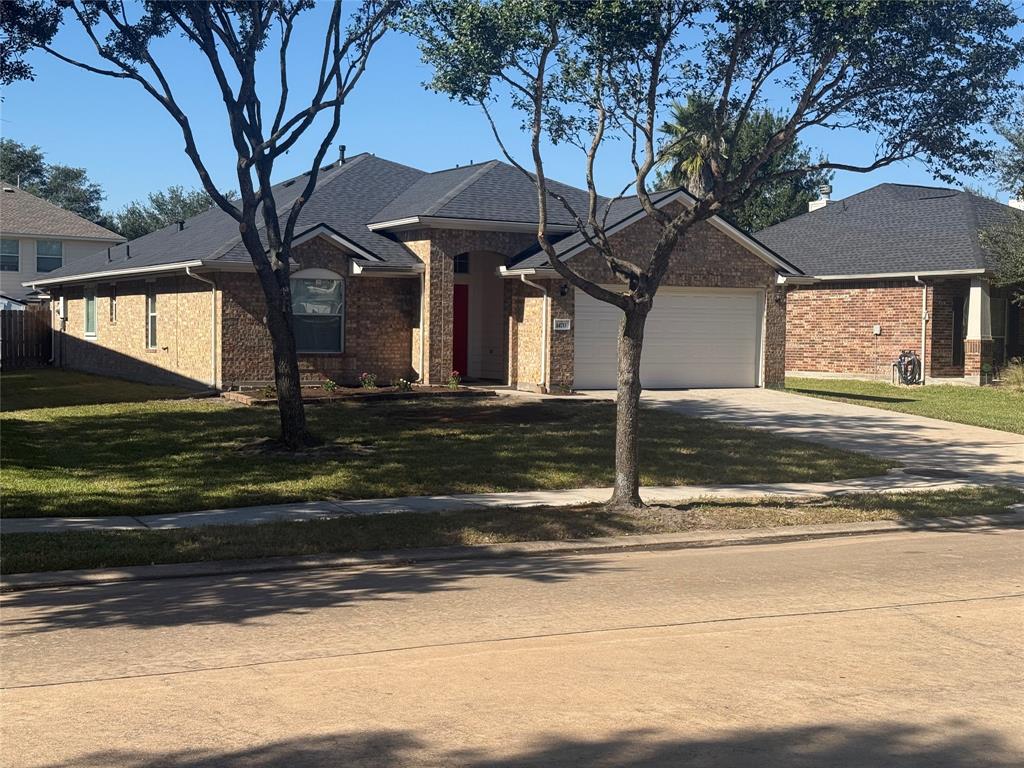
0, 553, 622, 636
28, 721, 1021, 768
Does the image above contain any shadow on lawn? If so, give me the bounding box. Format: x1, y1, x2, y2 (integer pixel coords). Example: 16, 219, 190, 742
787, 386, 917, 404
0, 552, 623, 635
1, 398, 889, 518
28, 722, 1021, 767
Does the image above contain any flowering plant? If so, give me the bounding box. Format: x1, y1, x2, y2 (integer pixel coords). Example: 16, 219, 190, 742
322, 378, 338, 393
394, 377, 413, 392
446, 370, 461, 390
359, 371, 377, 389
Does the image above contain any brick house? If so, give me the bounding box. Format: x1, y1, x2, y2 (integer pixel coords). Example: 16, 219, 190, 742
25, 153, 802, 392
758, 184, 1024, 385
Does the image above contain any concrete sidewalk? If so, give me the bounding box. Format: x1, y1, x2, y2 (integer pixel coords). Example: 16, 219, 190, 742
0, 469, 987, 534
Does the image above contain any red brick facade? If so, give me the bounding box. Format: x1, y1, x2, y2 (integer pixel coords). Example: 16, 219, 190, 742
784, 276, 1014, 383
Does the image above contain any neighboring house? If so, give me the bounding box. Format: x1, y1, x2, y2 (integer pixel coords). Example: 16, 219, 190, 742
0, 182, 124, 309
24, 153, 802, 392
758, 184, 1024, 385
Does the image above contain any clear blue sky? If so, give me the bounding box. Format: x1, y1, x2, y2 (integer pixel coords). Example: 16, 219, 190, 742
1, 6, 1020, 212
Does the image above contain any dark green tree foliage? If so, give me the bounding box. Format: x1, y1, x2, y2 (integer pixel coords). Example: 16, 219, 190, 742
985, 99, 1024, 301
410, 0, 1023, 509
656, 97, 832, 231
110, 185, 233, 240
0, 138, 106, 220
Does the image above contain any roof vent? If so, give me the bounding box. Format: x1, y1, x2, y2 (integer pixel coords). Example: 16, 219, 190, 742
809, 184, 832, 212
339, 144, 346, 164
176, 220, 185, 232
282, 179, 296, 188
2, 187, 15, 193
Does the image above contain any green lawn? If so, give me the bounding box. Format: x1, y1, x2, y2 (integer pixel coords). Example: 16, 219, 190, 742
3, 486, 1018, 574
1, 370, 891, 519
786, 377, 1024, 434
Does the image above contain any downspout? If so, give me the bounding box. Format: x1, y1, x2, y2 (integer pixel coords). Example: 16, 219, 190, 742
520, 275, 549, 392
185, 267, 217, 388
419, 271, 426, 382
914, 275, 927, 386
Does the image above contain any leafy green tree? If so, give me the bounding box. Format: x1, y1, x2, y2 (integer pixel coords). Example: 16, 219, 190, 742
985, 101, 1024, 302
110, 185, 233, 240
411, 0, 1023, 510
0, 138, 105, 220
656, 97, 832, 231
2, 0, 399, 449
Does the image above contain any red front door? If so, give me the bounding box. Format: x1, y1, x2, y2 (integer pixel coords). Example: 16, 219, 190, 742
453, 283, 469, 378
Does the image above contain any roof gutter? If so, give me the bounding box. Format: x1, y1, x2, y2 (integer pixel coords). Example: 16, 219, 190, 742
812, 268, 986, 281
24, 260, 206, 288
498, 265, 558, 279
367, 216, 576, 234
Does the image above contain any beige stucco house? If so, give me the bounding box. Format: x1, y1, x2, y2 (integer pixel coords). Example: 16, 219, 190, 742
0, 182, 123, 310
24, 153, 803, 392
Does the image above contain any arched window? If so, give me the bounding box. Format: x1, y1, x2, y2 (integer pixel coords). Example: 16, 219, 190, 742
291, 268, 344, 353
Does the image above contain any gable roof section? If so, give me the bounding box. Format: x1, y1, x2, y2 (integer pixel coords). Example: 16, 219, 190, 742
756, 184, 1016, 278
508, 188, 803, 276
368, 160, 596, 229
0, 183, 123, 242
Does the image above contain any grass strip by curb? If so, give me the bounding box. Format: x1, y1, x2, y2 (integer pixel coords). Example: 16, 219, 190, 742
3, 487, 1019, 575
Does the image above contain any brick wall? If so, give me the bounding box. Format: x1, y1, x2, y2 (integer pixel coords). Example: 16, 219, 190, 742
55, 274, 215, 388
396, 229, 535, 385
220, 238, 418, 387
786, 278, 971, 381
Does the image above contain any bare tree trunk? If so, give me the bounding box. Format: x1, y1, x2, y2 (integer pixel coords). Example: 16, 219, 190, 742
609, 305, 650, 510
264, 299, 313, 448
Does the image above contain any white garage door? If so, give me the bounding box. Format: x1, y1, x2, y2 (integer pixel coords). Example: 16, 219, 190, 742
573, 288, 764, 389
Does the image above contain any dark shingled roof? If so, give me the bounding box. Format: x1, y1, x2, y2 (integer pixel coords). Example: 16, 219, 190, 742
756, 184, 1018, 277
35, 154, 426, 281
369, 160, 596, 227
0, 183, 123, 242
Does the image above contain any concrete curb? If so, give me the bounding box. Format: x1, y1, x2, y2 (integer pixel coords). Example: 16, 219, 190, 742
3, 510, 1022, 593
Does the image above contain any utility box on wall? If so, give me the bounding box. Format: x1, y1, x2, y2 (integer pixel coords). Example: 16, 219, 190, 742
872, 324, 882, 336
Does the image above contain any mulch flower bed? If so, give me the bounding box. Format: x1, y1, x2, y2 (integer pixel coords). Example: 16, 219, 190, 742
222, 385, 493, 407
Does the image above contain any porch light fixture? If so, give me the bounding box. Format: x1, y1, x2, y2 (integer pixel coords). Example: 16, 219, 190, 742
559, 283, 569, 297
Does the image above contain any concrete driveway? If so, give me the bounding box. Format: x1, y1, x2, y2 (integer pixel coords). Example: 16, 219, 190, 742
2, 530, 1022, 767
578, 388, 1024, 485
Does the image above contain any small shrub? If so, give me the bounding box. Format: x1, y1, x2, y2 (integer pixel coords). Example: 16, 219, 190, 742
322, 378, 338, 393
999, 358, 1024, 392
359, 372, 377, 390
446, 370, 461, 390
394, 377, 413, 392
259, 384, 276, 400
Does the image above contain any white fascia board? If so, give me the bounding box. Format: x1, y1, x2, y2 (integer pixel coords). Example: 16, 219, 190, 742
498, 265, 558, 279
813, 268, 987, 281
350, 261, 423, 277
24, 260, 206, 288
368, 216, 574, 235
291, 225, 384, 262
776, 274, 818, 285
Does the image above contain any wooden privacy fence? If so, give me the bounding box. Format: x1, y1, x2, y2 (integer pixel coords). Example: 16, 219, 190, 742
0, 306, 51, 369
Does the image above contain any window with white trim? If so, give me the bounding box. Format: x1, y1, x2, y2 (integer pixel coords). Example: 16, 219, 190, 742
291, 269, 344, 353
84, 285, 97, 337
109, 284, 117, 323
0, 239, 19, 272
146, 287, 158, 349
36, 240, 62, 272
453, 253, 469, 274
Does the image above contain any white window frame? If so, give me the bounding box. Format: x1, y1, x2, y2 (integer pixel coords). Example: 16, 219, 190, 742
35, 239, 63, 273
83, 285, 97, 337
0, 238, 19, 272
290, 267, 345, 354
109, 284, 118, 324
146, 286, 158, 349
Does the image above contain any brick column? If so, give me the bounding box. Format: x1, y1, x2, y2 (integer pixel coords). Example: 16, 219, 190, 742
965, 277, 993, 384
422, 240, 454, 385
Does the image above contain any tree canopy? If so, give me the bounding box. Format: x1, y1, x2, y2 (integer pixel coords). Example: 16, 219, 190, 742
656, 97, 832, 231
0, 138, 106, 220
108, 185, 233, 240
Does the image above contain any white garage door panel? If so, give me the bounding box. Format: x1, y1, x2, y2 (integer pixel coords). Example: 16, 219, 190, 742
574, 289, 763, 389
